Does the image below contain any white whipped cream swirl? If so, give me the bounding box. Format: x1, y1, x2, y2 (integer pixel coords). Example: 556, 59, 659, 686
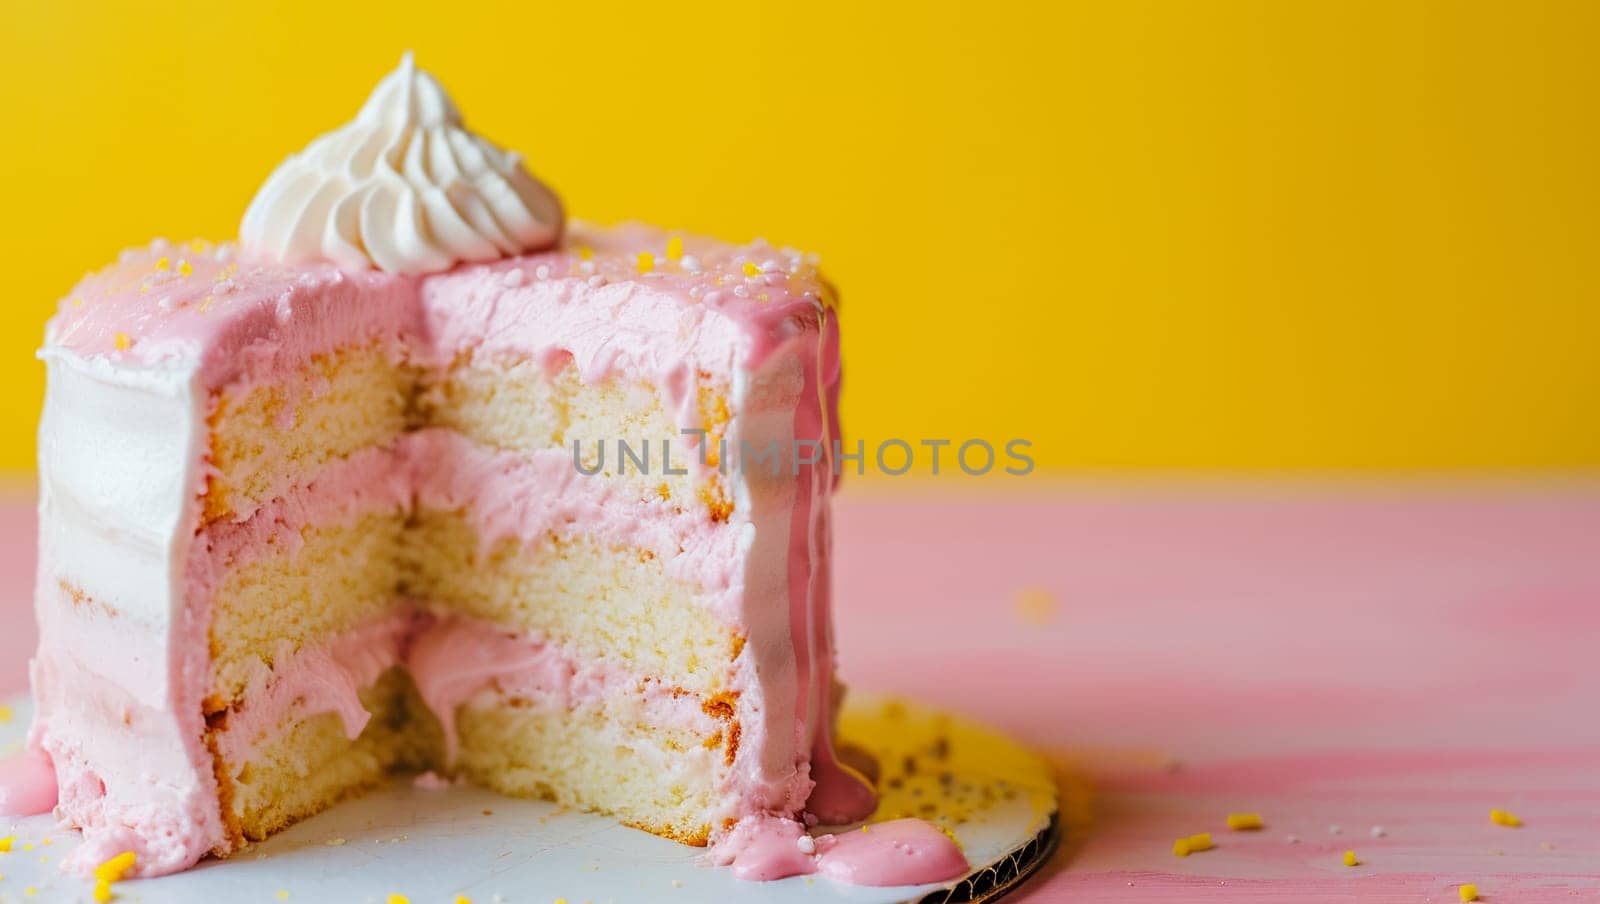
241, 52, 563, 275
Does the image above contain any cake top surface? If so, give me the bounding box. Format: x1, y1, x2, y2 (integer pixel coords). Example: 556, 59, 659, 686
42, 223, 835, 376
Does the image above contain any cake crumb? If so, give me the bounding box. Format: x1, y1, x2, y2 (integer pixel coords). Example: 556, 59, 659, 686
1490, 808, 1523, 827
1226, 813, 1263, 831
1458, 884, 1478, 902
1012, 587, 1059, 626
1343, 850, 1360, 867
324, 837, 346, 846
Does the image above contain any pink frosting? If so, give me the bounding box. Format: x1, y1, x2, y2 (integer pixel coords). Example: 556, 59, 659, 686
719, 814, 968, 887
0, 745, 58, 816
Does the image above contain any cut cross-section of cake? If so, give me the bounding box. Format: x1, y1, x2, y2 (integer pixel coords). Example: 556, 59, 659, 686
21, 54, 967, 887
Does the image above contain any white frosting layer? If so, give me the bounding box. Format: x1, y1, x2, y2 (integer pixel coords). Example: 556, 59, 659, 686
240, 52, 562, 274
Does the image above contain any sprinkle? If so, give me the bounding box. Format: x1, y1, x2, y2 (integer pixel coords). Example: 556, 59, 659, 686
1370, 825, 1386, 838
0, 835, 11, 851
24, 886, 36, 897
587, 274, 609, 288
1490, 808, 1522, 827
1173, 833, 1213, 856
637, 252, 656, 274
1458, 884, 1478, 902
797, 835, 816, 854
681, 254, 702, 272
324, 837, 346, 846
535, 264, 551, 280
94, 851, 136, 883
1343, 850, 1359, 867
177, 259, 193, 277
556, 899, 568, 904
189, 239, 212, 254
94, 880, 113, 902
114, 332, 132, 351
154, 257, 170, 272
742, 261, 761, 277
41, 838, 50, 846
1285, 834, 1300, 844
276, 893, 289, 901
21, 844, 32, 852
69, 298, 84, 309
0, 705, 8, 722
454, 897, 472, 904
578, 245, 593, 261
1328, 824, 1342, 835
666, 236, 684, 261
502, 267, 526, 288
386, 896, 410, 904
1227, 813, 1263, 831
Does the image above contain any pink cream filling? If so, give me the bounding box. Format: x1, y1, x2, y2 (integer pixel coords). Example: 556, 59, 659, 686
211, 610, 716, 773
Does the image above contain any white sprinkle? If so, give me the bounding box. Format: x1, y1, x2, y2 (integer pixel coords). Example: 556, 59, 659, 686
579, 260, 596, 275
669, 881, 683, 889
157, 295, 176, 311
535, 264, 551, 280
213, 244, 234, 262
796, 835, 816, 854
1286, 834, 1300, 844
688, 285, 704, 299
733, 284, 750, 298
680, 254, 702, 272
587, 274, 609, 288
1370, 826, 1386, 838
1328, 824, 1342, 835
503, 267, 526, 287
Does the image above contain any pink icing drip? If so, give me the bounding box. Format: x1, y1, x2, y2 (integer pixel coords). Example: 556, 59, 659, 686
720, 815, 968, 887
0, 745, 58, 816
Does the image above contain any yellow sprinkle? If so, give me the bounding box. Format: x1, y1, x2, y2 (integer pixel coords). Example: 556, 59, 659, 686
453, 897, 472, 904
578, 245, 593, 261
114, 332, 132, 351
1172, 837, 1190, 857
1343, 850, 1360, 867
1459, 884, 1478, 902
386, 896, 410, 904
1490, 808, 1523, 827
1226, 813, 1263, 831
93, 851, 136, 883
0, 835, 11, 851
742, 261, 762, 277
1187, 832, 1213, 852
94, 879, 113, 903
178, 259, 193, 277
24, 886, 37, 897
637, 252, 655, 274
40, 838, 50, 847
188, 239, 211, 254
154, 257, 170, 272
0, 706, 8, 723
21, 844, 32, 852
275, 892, 289, 901
665, 236, 684, 261
69, 298, 84, 309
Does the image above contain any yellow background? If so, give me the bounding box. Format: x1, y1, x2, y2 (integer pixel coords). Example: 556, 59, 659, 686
0, 0, 1594, 475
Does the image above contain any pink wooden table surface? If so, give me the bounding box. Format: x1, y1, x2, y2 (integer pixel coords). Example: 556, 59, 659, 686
3, 483, 1599, 902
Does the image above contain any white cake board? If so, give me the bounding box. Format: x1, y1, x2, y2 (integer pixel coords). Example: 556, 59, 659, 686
0, 694, 1058, 903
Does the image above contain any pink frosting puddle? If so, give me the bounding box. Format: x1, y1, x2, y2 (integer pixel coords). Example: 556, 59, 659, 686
0, 746, 58, 816
721, 815, 967, 887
